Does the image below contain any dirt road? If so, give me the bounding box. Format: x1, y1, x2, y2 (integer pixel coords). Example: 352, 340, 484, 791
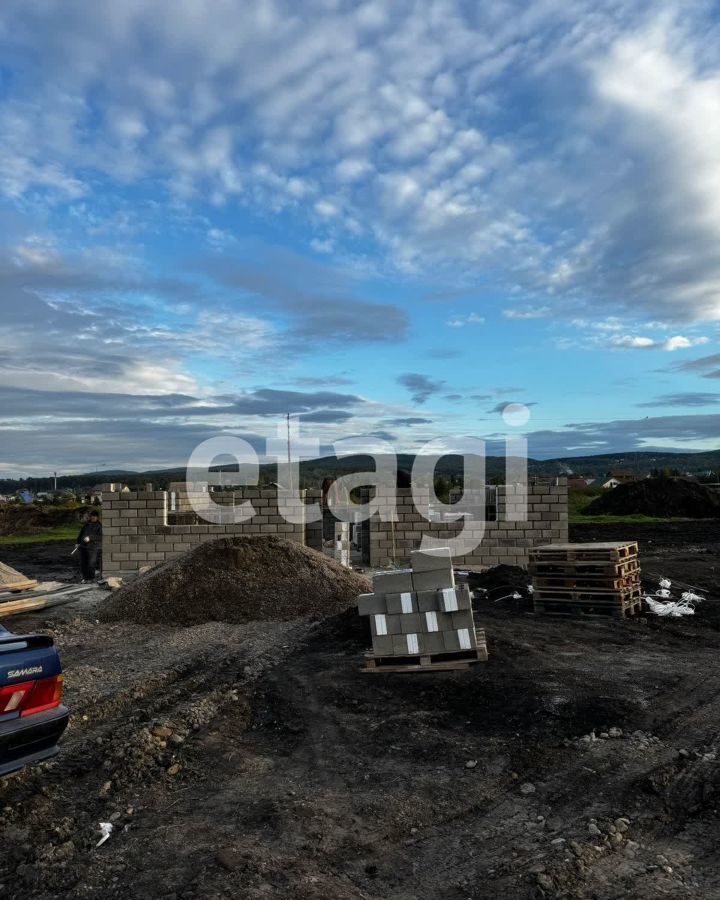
1, 526, 720, 899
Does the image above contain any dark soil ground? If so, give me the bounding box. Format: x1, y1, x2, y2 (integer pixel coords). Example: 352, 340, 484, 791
1, 523, 720, 899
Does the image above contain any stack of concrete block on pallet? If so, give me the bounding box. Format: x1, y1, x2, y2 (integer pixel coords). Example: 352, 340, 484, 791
358, 548, 479, 658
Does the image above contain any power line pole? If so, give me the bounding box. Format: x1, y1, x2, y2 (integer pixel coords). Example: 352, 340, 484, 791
286, 412, 293, 492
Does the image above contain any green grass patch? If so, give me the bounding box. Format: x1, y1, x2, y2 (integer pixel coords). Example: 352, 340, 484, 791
0, 525, 78, 545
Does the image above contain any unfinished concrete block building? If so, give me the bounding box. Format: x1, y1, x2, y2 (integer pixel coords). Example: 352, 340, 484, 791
101, 477, 568, 577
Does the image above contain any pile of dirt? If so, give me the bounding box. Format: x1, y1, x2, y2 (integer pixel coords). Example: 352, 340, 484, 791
0, 504, 90, 537
98, 536, 372, 626
585, 477, 720, 519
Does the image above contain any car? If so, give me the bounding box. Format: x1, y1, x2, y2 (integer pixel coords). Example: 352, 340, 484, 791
0, 625, 69, 776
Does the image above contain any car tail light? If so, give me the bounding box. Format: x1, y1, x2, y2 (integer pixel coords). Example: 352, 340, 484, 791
0, 681, 34, 713
0, 675, 64, 717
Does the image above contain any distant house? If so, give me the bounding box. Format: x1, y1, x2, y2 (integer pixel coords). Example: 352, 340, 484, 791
583, 477, 622, 489
90, 483, 130, 502
601, 477, 622, 489
568, 477, 595, 490
609, 469, 636, 484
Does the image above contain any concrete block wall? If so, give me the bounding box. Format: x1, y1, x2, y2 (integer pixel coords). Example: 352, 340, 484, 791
367, 479, 568, 569
102, 478, 568, 576
304, 488, 324, 552
102, 488, 307, 576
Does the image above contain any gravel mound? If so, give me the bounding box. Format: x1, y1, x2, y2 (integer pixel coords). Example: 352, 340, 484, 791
585, 477, 720, 519
98, 536, 371, 625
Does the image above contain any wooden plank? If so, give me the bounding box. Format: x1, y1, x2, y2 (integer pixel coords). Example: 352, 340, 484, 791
532, 575, 641, 592
534, 587, 643, 604
0, 579, 39, 593
530, 542, 638, 562
0, 582, 69, 602
0, 585, 90, 618
531, 542, 638, 553
529, 559, 639, 577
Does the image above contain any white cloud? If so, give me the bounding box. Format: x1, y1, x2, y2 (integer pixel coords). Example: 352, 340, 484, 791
664, 335, 710, 352
2, 1, 720, 330
335, 157, 372, 182
314, 199, 340, 218
613, 335, 657, 349
612, 334, 710, 351
446, 313, 485, 328
503, 306, 551, 320
582, 15, 720, 321
310, 237, 334, 254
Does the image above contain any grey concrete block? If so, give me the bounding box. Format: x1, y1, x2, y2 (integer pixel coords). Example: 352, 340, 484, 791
392, 633, 422, 655
373, 569, 414, 594
358, 593, 386, 616
443, 628, 476, 652
385, 592, 417, 615
416, 590, 440, 613
421, 610, 453, 633
400, 613, 423, 634
371, 635, 394, 656
423, 632, 445, 653
438, 584, 472, 612
451, 610, 475, 631
412, 568, 455, 592
410, 547, 453, 573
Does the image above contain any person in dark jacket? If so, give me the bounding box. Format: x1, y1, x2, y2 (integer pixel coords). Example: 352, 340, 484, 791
76, 511, 102, 582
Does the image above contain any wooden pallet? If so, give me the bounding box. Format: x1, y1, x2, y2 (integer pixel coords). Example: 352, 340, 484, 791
530, 542, 638, 563
534, 584, 642, 603
532, 574, 641, 592
529, 558, 639, 578
533, 596, 643, 619
362, 629, 488, 673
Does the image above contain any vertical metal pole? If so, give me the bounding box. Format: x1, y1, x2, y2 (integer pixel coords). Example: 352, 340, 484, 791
287, 412, 293, 492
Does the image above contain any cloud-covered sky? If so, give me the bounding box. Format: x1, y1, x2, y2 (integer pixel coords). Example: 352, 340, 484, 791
0, 0, 719, 476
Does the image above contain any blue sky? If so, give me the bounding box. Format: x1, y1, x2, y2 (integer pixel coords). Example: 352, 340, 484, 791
1, 0, 719, 476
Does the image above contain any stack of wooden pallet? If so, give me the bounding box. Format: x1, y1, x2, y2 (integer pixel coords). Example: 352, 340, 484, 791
529, 542, 642, 619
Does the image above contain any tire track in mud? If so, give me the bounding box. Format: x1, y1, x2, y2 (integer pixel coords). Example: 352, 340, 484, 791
0, 620, 314, 899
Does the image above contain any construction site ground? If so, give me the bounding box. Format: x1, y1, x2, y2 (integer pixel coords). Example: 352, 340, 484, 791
1, 520, 720, 900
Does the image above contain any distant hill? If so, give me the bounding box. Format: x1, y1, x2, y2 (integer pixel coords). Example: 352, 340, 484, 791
1, 449, 719, 494
537, 450, 720, 478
